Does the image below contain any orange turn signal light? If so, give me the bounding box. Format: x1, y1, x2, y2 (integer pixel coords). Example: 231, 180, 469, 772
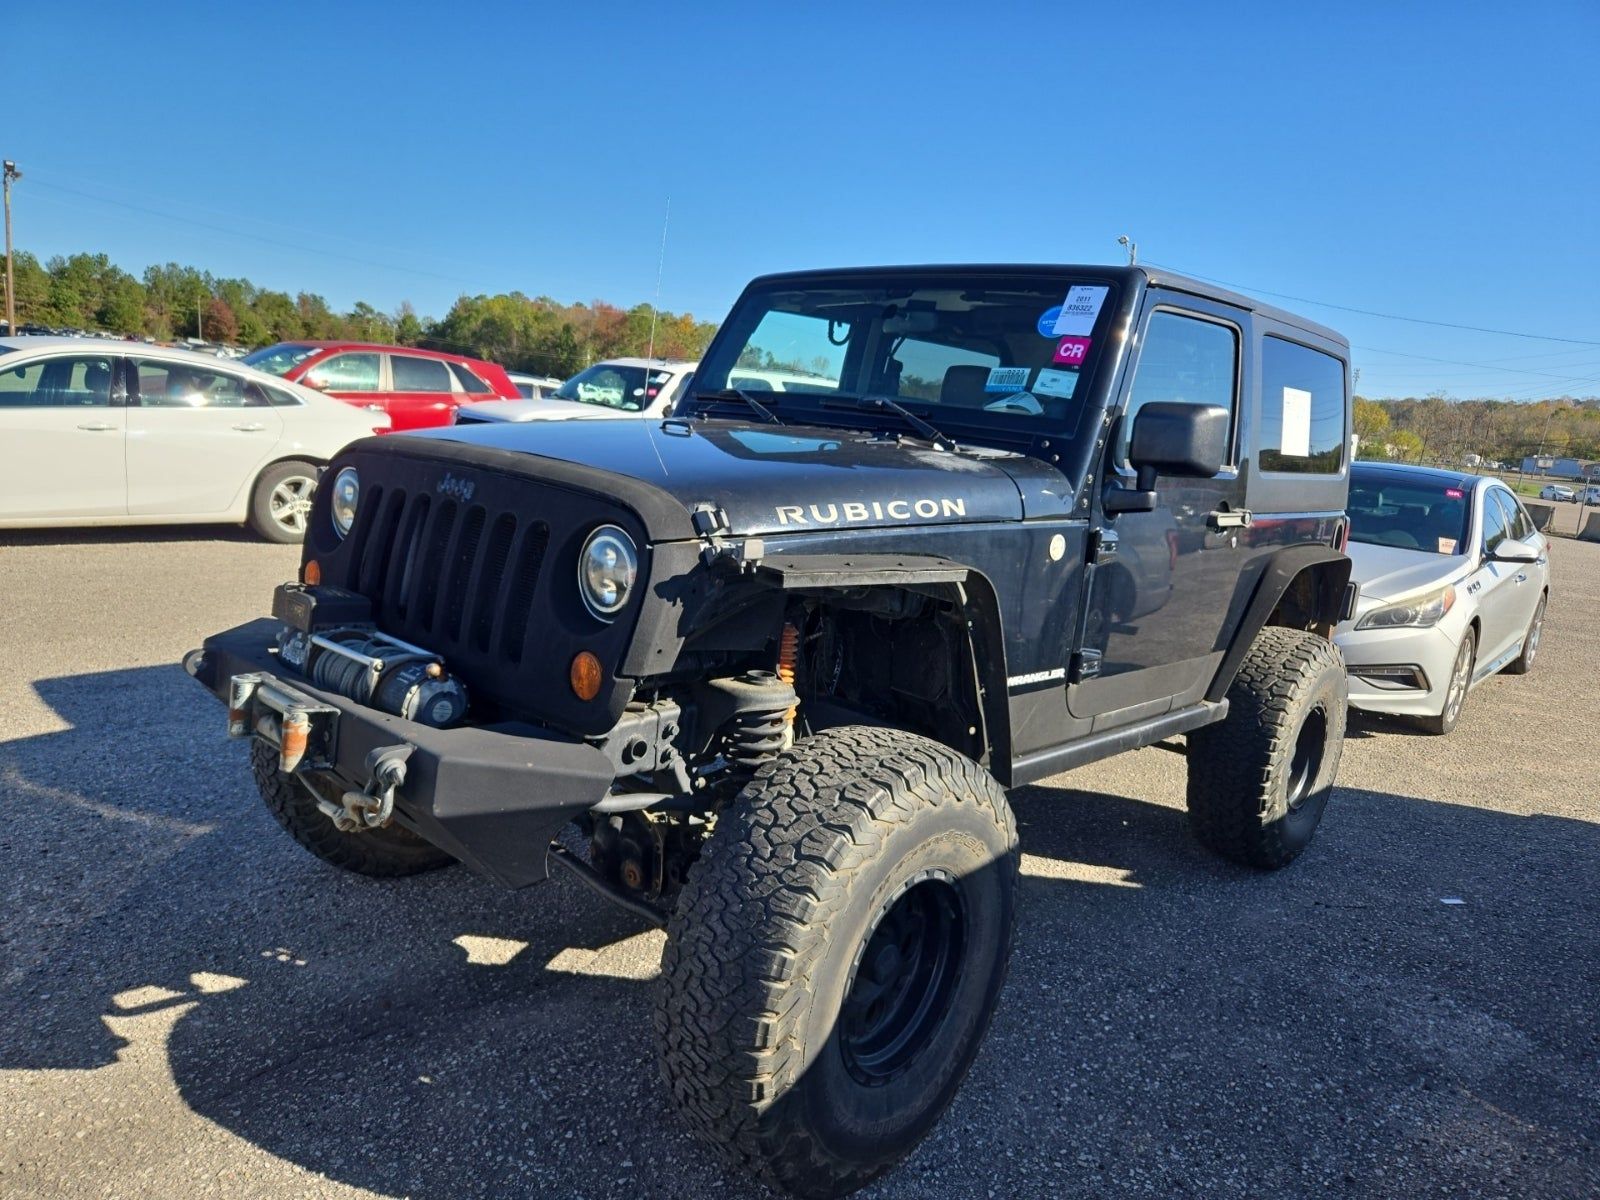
302, 559, 322, 585
570, 651, 603, 701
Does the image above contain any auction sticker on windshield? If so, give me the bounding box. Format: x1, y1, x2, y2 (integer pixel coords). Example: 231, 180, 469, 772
1032, 368, 1079, 399
1050, 286, 1108, 336
985, 367, 1031, 393
1036, 306, 1063, 337
1053, 336, 1092, 365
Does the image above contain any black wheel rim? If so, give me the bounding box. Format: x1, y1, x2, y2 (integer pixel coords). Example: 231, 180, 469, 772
840, 870, 967, 1087
1286, 708, 1327, 813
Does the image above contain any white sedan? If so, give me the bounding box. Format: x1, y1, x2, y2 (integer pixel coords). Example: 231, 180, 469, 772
454, 358, 697, 425
1336, 462, 1548, 734
1539, 484, 1576, 501
0, 337, 388, 542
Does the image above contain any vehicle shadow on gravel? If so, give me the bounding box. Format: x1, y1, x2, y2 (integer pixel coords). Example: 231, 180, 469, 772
3, 667, 1598, 1198
0, 524, 257, 548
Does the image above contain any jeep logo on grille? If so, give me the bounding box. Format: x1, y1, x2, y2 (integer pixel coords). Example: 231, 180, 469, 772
437, 473, 476, 503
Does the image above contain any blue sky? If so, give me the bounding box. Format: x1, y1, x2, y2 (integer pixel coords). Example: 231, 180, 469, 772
10, 1, 1599, 398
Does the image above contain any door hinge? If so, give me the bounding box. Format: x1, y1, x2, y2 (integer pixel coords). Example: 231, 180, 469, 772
1088, 527, 1119, 563
1069, 648, 1103, 683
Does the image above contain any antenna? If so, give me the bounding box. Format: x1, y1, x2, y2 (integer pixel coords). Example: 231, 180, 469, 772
1116, 235, 1137, 265
645, 197, 671, 364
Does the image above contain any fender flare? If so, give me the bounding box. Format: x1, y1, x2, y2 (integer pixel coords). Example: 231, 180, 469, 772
750, 552, 1011, 771
1206, 545, 1352, 704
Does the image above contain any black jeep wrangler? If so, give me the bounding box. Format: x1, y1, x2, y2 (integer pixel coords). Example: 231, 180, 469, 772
186, 264, 1355, 1198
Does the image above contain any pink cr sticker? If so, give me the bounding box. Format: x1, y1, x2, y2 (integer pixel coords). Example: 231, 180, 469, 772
1054, 336, 1092, 366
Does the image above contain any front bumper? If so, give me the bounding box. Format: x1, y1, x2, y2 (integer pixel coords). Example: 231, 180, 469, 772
1333, 622, 1461, 718
189, 619, 614, 888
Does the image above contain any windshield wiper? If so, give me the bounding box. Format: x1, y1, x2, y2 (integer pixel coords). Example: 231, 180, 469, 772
693, 387, 783, 425
857, 394, 955, 448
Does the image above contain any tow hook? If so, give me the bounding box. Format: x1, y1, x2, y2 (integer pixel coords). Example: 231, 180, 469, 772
316, 744, 414, 832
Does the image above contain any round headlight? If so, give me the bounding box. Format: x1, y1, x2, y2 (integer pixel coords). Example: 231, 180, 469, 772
578, 525, 638, 620
329, 466, 360, 538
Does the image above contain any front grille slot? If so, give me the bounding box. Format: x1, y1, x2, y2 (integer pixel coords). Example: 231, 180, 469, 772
414, 499, 457, 631
502, 523, 550, 663
442, 505, 486, 641
471, 513, 517, 652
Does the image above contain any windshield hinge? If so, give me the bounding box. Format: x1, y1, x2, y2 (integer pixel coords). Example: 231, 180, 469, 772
692, 503, 765, 572
1089, 527, 1119, 563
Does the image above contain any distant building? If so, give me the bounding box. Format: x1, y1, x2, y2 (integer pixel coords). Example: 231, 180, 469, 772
1522, 455, 1599, 479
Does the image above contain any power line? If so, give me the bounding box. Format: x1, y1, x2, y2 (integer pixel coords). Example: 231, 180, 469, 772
1146, 259, 1600, 347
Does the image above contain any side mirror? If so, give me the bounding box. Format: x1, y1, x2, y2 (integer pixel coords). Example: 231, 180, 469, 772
1105, 402, 1230, 515
1491, 538, 1540, 564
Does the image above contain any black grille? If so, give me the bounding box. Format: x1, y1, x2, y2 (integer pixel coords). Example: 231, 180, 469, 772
340, 488, 549, 664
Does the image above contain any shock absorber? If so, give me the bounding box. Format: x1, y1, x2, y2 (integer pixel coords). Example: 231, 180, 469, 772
776, 621, 800, 729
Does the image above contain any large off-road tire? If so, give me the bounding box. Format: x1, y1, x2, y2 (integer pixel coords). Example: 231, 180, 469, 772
655, 727, 1019, 1199
1415, 626, 1476, 735
248, 459, 319, 543
1186, 626, 1346, 869
250, 741, 454, 877
1502, 592, 1546, 675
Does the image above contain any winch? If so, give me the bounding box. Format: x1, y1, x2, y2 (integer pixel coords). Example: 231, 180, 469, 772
271, 584, 467, 727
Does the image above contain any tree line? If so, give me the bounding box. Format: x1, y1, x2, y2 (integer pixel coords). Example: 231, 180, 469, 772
3, 249, 718, 377
1355, 395, 1600, 467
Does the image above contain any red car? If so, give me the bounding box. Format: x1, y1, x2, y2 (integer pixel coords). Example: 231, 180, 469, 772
242, 342, 519, 431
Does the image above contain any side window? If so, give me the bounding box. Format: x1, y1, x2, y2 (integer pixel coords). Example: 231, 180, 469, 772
1481, 490, 1511, 553
390, 354, 454, 393
0, 355, 115, 407
448, 362, 492, 394
305, 352, 380, 392
1120, 310, 1238, 463
1495, 490, 1533, 542
133, 359, 265, 408
1258, 336, 1346, 474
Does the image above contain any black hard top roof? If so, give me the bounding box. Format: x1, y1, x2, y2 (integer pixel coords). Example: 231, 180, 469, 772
742, 264, 1348, 350
1351, 460, 1482, 491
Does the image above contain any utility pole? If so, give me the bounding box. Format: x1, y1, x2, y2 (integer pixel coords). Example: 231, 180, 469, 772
197, 297, 203, 342
3, 160, 20, 337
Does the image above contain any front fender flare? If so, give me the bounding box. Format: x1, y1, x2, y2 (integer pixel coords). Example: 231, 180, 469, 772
1206, 545, 1352, 704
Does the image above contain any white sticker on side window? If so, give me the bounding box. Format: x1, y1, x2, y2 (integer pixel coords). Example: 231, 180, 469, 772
1050, 286, 1109, 336
984, 366, 1031, 393
1281, 386, 1312, 457
1032, 368, 1079, 399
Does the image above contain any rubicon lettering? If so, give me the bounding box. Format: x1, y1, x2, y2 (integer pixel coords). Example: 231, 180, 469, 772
774, 498, 968, 526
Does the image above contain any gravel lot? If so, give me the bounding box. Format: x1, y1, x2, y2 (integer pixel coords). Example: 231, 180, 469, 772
2, 528, 1596, 1199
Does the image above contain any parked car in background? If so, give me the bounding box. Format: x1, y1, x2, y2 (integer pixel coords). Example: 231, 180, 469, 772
243, 341, 518, 431
1337, 462, 1548, 734
453, 358, 695, 425
0, 337, 386, 542
1539, 483, 1576, 501
506, 371, 564, 399
1577, 484, 1600, 505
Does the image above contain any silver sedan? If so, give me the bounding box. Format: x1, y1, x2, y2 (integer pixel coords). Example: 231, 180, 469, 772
1335, 463, 1549, 734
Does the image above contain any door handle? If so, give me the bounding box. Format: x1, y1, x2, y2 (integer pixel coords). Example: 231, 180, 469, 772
232, 422, 267, 432
77, 422, 117, 431
1206, 508, 1252, 530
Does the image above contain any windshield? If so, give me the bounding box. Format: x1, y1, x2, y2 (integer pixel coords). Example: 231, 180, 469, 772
1348, 474, 1471, 554
550, 363, 678, 412
692, 272, 1120, 433
242, 343, 321, 376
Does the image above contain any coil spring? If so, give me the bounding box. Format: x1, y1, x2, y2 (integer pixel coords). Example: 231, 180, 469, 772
724, 708, 789, 775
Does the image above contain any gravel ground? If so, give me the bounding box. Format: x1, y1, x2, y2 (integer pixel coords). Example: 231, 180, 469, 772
1, 527, 1596, 1199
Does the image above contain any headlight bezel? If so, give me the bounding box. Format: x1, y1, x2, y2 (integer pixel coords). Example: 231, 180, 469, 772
578, 524, 639, 622
329, 466, 360, 538
1355, 583, 1457, 630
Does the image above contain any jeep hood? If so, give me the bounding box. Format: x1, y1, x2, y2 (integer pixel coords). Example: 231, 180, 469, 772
416, 418, 1070, 538
457, 397, 639, 423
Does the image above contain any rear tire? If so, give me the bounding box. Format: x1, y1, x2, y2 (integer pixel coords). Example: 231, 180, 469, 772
1186, 627, 1346, 869
655, 727, 1018, 1199
1502, 594, 1546, 675
250, 741, 454, 877
248, 459, 319, 543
